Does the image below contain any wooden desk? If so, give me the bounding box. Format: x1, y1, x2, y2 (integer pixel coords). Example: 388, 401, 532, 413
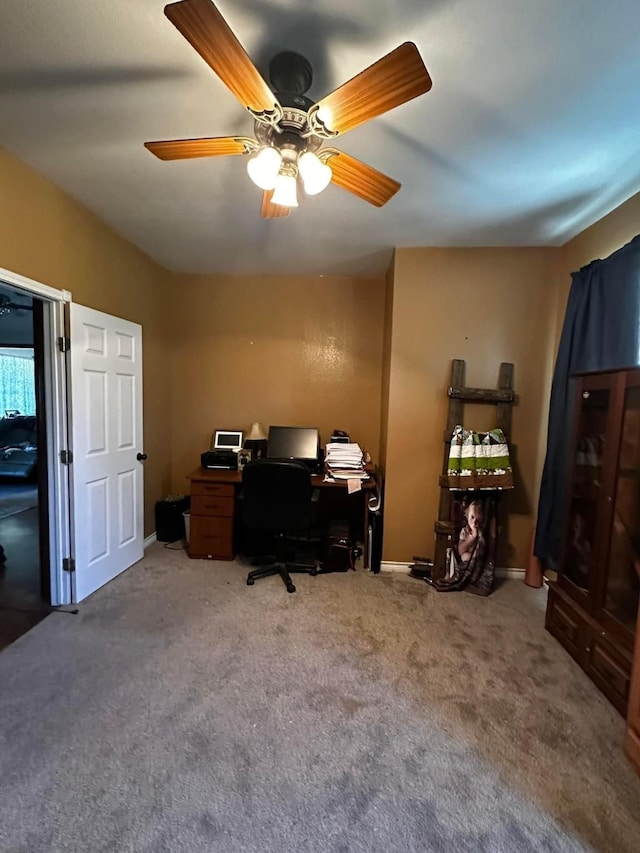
187, 465, 377, 563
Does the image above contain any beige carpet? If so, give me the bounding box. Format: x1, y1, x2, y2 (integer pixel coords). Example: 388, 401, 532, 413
0, 544, 639, 852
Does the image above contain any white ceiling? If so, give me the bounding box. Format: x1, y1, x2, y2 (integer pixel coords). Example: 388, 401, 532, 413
1, 0, 639, 276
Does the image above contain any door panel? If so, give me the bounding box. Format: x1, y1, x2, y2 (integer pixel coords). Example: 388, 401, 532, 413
69, 304, 143, 602
600, 382, 640, 639
561, 381, 611, 598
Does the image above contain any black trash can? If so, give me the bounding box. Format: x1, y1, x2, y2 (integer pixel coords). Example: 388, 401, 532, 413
155, 495, 190, 542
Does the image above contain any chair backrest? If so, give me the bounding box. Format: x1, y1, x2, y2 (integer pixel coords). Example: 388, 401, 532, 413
241, 458, 313, 532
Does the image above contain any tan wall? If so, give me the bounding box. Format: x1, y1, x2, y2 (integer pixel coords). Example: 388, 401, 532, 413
0, 148, 172, 536
378, 258, 395, 475
384, 247, 558, 568
166, 273, 385, 491
3, 137, 637, 568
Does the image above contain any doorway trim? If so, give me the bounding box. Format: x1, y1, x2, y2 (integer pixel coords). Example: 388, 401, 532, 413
0, 266, 72, 605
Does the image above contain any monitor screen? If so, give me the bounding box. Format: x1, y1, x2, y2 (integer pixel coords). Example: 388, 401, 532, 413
267, 426, 319, 462
214, 430, 243, 451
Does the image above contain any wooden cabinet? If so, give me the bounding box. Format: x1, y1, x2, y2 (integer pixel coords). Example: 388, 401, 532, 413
546, 367, 640, 715
625, 580, 640, 775
188, 474, 236, 560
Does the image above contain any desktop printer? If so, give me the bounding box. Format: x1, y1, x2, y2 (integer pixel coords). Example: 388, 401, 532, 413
201, 429, 243, 470
201, 449, 238, 470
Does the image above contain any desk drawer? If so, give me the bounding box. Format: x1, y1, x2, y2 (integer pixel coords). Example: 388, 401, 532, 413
191, 495, 234, 518
191, 482, 234, 498
189, 515, 233, 560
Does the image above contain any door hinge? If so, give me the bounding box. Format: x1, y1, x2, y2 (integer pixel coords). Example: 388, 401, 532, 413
60, 449, 73, 464
62, 557, 75, 573
58, 336, 71, 352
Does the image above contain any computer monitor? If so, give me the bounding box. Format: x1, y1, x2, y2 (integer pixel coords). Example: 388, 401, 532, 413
267, 426, 320, 465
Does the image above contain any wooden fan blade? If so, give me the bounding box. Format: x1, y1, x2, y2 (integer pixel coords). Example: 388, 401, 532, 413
315, 42, 431, 136
165, 0, 278, 114
145, 136, 251, 160
261, 190, 290, 219
326, 151, 400, 207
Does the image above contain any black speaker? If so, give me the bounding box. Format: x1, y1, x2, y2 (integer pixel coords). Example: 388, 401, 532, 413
368, 510, 383, 574
155, 495, 190, 542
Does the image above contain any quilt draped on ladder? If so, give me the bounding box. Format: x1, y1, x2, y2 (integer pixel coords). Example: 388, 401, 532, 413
447, 425, 514, 490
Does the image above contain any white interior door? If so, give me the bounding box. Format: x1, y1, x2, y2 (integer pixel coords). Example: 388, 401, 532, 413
69, 304, 144, 602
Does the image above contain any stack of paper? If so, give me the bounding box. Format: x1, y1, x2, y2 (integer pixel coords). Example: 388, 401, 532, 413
325, 442, 369, 480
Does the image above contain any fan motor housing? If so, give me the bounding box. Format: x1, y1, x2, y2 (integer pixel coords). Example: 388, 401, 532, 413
268, 51, 313, 97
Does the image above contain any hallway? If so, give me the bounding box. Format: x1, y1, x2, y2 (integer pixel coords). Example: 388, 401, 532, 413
0, 504, 45, 650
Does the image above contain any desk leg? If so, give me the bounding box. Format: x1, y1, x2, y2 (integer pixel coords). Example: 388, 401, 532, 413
363, 494, 369, 569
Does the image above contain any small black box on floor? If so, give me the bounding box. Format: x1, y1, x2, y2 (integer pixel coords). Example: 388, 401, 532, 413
155, 495, 190, 542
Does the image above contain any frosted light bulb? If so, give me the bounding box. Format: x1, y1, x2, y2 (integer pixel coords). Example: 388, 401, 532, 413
247, 147, 282, 190
299, 151, 332, 195
271, 173, 298, 207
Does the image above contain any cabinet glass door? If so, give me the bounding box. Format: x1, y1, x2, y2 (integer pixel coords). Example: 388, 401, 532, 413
564, 385, 610, 592
602, 385, 640, 633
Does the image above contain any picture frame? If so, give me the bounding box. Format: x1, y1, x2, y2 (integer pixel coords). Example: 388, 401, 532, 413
237, 448, 252, 470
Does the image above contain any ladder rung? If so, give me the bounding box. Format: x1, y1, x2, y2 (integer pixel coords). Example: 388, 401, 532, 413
448, 386, 514, 403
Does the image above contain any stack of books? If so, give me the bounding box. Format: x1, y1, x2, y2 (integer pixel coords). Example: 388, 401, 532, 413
324, 442, 369, 481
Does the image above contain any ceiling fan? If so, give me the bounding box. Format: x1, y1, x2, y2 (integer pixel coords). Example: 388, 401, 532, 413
145, 0, 432, 218
0, 295, 33, 316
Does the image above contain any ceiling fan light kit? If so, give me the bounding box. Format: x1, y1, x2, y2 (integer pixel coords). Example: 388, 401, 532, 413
146, 0, 432, 218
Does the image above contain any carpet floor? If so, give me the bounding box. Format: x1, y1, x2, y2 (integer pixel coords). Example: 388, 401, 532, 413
0, 545, 639, 852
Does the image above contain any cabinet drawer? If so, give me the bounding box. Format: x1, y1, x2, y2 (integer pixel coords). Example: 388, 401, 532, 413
191, 494, 234, 518
624, 725, 640, 777
191, 482, 234, 498
189, 515, 233, 560
546, 586, 584, 661
585, 634, 631, 713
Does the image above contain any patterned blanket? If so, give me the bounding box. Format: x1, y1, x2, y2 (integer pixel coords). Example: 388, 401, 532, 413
447, 425, 514, 490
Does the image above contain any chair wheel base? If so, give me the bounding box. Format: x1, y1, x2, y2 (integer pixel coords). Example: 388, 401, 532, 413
247, 578, 255, 586
287, 583, 296, 593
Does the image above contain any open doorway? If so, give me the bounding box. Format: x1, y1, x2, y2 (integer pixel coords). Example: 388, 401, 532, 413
0, 284, 48, 649
0, 267, 145, 629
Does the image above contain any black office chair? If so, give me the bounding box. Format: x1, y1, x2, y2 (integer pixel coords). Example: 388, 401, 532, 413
241, 458, 318, 593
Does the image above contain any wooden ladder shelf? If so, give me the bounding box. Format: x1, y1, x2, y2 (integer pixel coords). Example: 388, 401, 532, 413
433, 359, 516, 580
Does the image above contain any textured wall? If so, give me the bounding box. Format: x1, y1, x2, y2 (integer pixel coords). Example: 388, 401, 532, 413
166, 273, 385, 492
384, 247, 558, 568
0, 147, 172, 536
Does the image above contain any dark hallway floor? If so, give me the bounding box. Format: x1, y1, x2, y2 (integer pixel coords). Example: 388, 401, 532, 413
0, 505, 45, 651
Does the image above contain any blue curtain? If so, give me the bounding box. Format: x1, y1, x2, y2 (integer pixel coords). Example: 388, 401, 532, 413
535, 235, 640, 565
0, 353, 36, 415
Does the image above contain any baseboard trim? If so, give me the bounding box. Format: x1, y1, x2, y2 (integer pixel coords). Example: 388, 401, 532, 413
144, 533, 157, 549
380, 562, 412, 573
379, 561, 523, 578
495, 568, 524, 578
